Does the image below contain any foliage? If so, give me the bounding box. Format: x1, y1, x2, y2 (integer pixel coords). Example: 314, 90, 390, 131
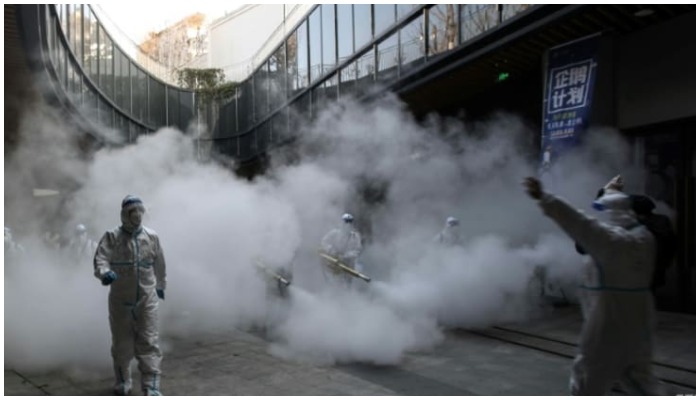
176, 68, 237, 103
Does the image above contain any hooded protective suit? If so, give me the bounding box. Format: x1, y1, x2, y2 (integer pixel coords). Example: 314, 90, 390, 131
434, 217, 461, 246
94, 196, 167, 396
320, 213, 363, 287
4, 226, 25, 262
533, 177, 662, 395
67, 224, 98, 264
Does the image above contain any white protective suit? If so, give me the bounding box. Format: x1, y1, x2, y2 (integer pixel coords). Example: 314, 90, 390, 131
4, 226, 25, 262
320, 213, 363, 287
434, 217, 461, 246
67, 224, 97, 264
536, 186, 662, 395
94, 196, 167, 396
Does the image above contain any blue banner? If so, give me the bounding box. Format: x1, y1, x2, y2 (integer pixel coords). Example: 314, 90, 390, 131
540, 34, 600, 174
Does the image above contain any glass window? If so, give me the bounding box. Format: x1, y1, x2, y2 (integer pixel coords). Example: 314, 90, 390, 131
321, 5, 336, 74
397, 4, 419, 20
239, 131, 255, 160
68, 5, 82, 62
400, 16, 424, 75
148, 78, 166, 127
57, 42, 67, 87
271, 109, 288, 144
377, 32, 398, 82
312, 75, 337, 117
254, 64, 268, 120
308, 7, 322, 83
339, 61, 357, 97
131, 65, 147, 122
313, 74, 338, 113
296, 22, 309, 91
98, 26, 114, 97
167, 87, 180, 127
374, 5, 395, 37
286, 31, 298, 95
356, 49, 375, 92
428, 5, 458, 57
60, 4, 68, 36
337, 5, 353, 63
354, 5, 371, 50
179, 90, 194, 131
269, 45, 286, 111
460, 4, 498, 43
256, 121, 271, 155
83, 86, 97, 120
71, 63, 82, 99
114, 48, 130, 112
84, 8, 97, 81
501, 4, 532, 21
98, 98, 114, 128
238, 79, 253, 133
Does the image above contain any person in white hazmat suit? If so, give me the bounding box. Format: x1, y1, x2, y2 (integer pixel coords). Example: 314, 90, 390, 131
434, 216, 461, 246
4, 226, 25, 258
320, 213, 363, 288
94, 195, 167, 396
523, 175, 663, 395
66, 223, 98, 264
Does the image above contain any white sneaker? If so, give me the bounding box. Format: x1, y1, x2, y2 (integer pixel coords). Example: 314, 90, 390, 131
143, 388, 162, 396
113, 381, 132, 396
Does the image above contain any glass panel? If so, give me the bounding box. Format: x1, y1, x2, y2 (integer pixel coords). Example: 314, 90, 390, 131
83, 84, 97, 120
340, 61, 357, 97
239, 131, 255, 160
132, 65, 147, 122
83, 10, 99, 84
98, 26, 114, 97
337, 4, 353, 64
291, 92, 310, 122
296, 22, 309, 91
501, 4, 533, 21
167, 88, 179, 127
115, 48, 130, 112
428, 5, 458, 57
308, 7, 322, 83
374, 5, 395, 36
356, 49, 375, 92
148, 78, 166, 127
68, 5, 83, 62
271, 109, 287, 144
98, 98, 114, 128
269, 45, 286, 111
460, 4, 499, 43
397, 4, 419, 20
321, 5, 336, 74
256, 121, 271, 154
354, 5, 371, 50
57, 42, 66, 87
400, 17, 424, 75
179, 90, 194, 131
286, 30, 298, 95
254, 64, 268, 121
60, 4, 68, 35
238, 79, 253, 133
377, 32, 399, 82
313, 75, 338, 117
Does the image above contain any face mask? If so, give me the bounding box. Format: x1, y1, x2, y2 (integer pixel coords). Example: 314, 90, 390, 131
129, 208, 144, 227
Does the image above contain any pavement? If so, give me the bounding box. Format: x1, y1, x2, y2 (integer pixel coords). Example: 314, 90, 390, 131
5, 305, 695, 396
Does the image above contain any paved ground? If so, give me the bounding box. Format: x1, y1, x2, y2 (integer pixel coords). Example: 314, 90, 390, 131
5, 306, 695, 396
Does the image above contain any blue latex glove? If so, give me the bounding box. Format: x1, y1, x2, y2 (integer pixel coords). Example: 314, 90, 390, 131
101, 271, 117, 286
156, 289, 165, 300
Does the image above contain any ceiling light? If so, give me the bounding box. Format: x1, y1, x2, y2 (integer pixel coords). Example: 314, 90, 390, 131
634, 9, 655, 17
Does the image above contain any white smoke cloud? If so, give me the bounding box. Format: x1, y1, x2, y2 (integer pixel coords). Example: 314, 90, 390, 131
5, 91, 644, 374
